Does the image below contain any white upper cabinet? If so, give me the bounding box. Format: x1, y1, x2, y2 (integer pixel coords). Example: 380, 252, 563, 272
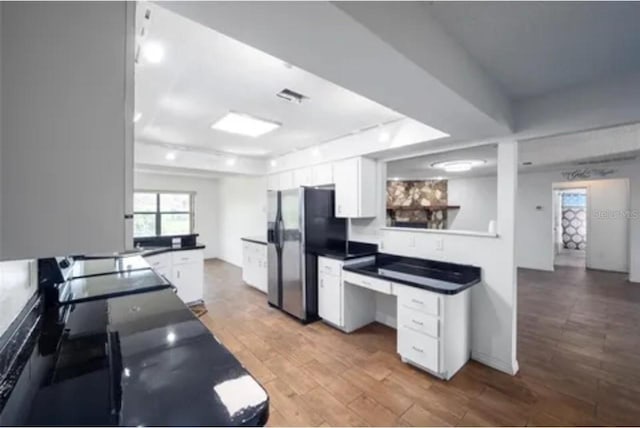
0, 2, 134, 259
311, 163, 333, 186
278, 171, 294, 190
293, 168, 312, 188
333, 157, 377, 218
267, 171, 295, 190
267, 174, 280, 191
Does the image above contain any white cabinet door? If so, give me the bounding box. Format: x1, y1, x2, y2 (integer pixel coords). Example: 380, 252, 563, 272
279, 171, 294, 190
333, 158, 360, 217
333, 157, 377, 218
242, 242, 251, 284
172, 260, 204, 304
257, 245, 268, 293
267, 174, 280, 191
0, 3, 134, 260
293, 168, 312, 187
311, 164, 333, 185
318, 273, 342, 327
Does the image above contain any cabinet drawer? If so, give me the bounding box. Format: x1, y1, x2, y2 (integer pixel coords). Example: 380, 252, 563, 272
399, 307, 439, 338
145, 253, 171, 270
398, 328, 439, 373
318, 256, 343, 277
397, 285, 440, 316
172, 250, 203, 265
343, 271, 391, 295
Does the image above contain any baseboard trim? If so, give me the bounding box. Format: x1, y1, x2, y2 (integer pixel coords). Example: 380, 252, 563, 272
472, 351, 519, 376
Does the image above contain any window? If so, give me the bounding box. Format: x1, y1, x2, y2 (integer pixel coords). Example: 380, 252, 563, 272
133, 191, 194, 237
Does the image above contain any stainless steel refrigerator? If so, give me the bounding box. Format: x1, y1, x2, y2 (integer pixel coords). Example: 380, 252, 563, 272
267, 187, 347, 322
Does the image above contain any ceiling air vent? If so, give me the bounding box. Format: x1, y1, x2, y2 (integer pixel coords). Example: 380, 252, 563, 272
277, 88, 309, 104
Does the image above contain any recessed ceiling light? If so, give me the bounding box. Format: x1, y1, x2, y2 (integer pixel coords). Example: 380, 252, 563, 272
379, 131, 391, 143
391, 177, 400, 181
142, 41, 164, 64
133, 112, 142, 123
312, 148, 320, 157
431, 160, 485, 173
211, 112, 281, 138
165, 152, 176, 161
270, 160, 277, 167
225, 157, 236, 166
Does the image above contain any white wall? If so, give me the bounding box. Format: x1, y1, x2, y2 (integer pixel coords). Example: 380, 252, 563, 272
217, 176, 267, 266
134, 171, 219, 259
448, 176, 497, 232
585, 179, 629, 272
0, 260, 36, 338
518, 170, 638, 276
380, 142, 519, 375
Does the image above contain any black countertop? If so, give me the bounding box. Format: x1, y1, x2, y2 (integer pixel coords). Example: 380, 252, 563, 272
0, 259, 268, 426
343, 253, 481, 295
73, 244, 206, 261
241, 236, 267, 245
307, 241, 378, 261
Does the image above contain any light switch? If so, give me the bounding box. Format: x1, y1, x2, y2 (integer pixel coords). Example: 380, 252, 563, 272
435, 238, 444, 251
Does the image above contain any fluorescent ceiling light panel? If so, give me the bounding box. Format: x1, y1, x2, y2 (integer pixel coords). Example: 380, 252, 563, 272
211, 112, 281, 138
432, 160, 485, 173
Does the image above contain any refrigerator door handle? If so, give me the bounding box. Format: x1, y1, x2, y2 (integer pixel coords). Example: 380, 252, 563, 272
277, 219, 285, 249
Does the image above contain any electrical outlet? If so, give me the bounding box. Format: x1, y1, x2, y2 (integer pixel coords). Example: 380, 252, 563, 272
435, 238, 444, 251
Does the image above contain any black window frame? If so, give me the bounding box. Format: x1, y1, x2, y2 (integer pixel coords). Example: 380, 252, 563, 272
133, 191, 195, 237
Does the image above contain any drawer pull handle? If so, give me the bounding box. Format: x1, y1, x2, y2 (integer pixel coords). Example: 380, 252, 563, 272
411, 299, 424, 305
412, 346, 424, 353
411, 320, 424, 326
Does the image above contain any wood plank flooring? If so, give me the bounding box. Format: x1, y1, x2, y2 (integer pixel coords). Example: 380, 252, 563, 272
201, 260, 640, 426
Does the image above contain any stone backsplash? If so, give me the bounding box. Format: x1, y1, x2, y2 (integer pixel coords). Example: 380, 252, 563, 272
386, 180, 448, 229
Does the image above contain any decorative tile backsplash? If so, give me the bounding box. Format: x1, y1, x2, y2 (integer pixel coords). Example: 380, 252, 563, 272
386, 180, 449, 229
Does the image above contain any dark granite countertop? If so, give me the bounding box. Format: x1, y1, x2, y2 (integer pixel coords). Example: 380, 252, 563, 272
241, 236, 267, 245
307, 241, 378, 261
137, 243, 206, 257
343, 253, 481, 295
1, 288, 269, 426
73, 244, 206, 260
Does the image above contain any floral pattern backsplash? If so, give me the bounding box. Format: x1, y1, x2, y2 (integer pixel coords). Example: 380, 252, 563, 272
386, 180, 449, 228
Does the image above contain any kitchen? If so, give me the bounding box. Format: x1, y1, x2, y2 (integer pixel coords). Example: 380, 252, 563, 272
2, 2, 640, 427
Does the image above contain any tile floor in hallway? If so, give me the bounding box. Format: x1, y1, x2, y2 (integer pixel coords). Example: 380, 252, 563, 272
200, 259, 640, 427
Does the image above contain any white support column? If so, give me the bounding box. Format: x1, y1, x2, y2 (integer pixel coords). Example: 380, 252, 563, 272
497, 140, 519, 374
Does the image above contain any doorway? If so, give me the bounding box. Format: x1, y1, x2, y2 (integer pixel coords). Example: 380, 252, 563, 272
553, 188, 587, 268
552, 178, 630, 273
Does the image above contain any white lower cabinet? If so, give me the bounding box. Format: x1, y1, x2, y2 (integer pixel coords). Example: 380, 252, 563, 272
328, 266, 471, 380
242, 240, 267, 293
318, 256, 376, 332
318, 271, 342, 326
171, 250, 204, 304
144, 249, 204, 304
396, 284, 470, 380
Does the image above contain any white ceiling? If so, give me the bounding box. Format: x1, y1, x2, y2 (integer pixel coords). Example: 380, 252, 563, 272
135, 3, 403, 158
428, 2, 640, 99
387, 145, 498, 180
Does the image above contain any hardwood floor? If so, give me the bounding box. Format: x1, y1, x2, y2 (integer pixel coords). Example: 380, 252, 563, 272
200, 259, 640, 426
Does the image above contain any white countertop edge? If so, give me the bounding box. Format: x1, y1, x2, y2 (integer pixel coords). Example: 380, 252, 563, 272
380, 227, 499, 238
